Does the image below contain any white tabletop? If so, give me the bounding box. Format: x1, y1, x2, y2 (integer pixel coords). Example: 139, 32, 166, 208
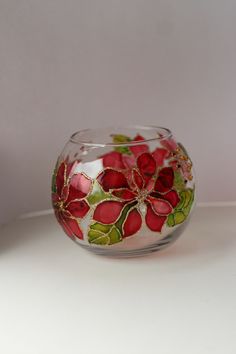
0, 206, 236, 354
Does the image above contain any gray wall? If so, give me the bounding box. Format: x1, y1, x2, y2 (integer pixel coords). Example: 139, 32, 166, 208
1, 0, 236, 223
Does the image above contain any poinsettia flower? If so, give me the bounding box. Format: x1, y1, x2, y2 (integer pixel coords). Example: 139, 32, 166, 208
100, 134, 170, 170
94, 152, 180, 236
52, 161, 92, 240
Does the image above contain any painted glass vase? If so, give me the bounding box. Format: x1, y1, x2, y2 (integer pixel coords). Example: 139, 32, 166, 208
51, 126, 195, 257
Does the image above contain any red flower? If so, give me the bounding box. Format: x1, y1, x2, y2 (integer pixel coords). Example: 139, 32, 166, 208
52, 161, 92, 240
94, 152, 180, 236
101, 134, 170, 169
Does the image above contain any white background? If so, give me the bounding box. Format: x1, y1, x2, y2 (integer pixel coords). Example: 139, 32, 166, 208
1, 0, 236, 223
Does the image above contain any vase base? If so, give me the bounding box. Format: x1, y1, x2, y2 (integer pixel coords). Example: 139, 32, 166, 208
78, 225, 186, 258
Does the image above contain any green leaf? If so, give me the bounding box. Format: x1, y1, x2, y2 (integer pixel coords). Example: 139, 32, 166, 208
88, 229, 104, 242
51, 166, 57, 193
90, 222, 112, 233
167, 188, 194, 227
174, 171, 186, 192
88, 223, 122, 245
115, 201, 137, 233
112, 134, 132, 155
112, 134, 132, 144
108, 227, 122, 244
87, 181, 110, 205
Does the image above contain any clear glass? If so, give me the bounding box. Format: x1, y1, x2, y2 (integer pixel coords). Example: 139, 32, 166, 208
51, 126, 195, 257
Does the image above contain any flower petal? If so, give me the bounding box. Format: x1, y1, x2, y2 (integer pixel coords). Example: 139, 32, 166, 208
67, 173, 92, 202
129, 134, 149, 157
132, 169, 144, 190
152, 148, 169, 167
93, 201, 124, 224
52, 193, 60, 204
112, 188, 137, 201
66, 160, 79, 178
66, 200, 90, 218
56, 162, 66, 196
161, 137, 178, 151
123, 208, 142, 237
137, 153, 156, 182
145, 203, 167, 232
155, 167, 174, 193
97, 169, 129, 192
147, 196, 172, 215
61, 185, 69, 201
56, 212, 83, 240
162, 190, 180, 208
122, 154, 136, 169
63, 216, 84, 239
101, 151, 125, 169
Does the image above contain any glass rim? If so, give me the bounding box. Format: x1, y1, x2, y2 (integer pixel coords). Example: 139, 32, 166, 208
69, 125, 172, 147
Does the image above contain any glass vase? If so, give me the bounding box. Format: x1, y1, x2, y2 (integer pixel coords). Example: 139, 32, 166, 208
51, 126, 195, 257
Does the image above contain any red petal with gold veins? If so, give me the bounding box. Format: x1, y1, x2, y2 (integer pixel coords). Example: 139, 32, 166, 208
62, 216, 84, 239
97, 169, 129, 192
112, 189, 137, 201
152, 148, 169, 167
67, 173, 92, 202
56, 162, 66, 196
145, 203, 167, 232
147, 196, 172, 215
132, 169, 144, 190
123, 208, 142, 237
93, 201, 124, 224
130, 134, 149, 157
101, 151, 125, 169
162, 190, 180, 208
66, 200, 90, 218
56, 212, 83, 240
155, 167, 174, 193
137, 153, 156, 182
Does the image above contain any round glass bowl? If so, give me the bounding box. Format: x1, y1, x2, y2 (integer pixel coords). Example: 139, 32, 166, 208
51, 126, 195, 257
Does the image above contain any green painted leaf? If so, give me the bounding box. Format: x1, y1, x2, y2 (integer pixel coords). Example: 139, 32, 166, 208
112, 134, 132, 155
90, 222, 112, 233
89, 234, 110, 245
174, 171, 186, 191
88, 229, 104, 242
167, 188, 194, 227
107, 227, 122, 244
167, 214, 175, 227
112, 134, 132, 144
115, 201, 137, 233
87, 181, 110, 205
88, 223, 122, 245
51, 166, 57, 193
